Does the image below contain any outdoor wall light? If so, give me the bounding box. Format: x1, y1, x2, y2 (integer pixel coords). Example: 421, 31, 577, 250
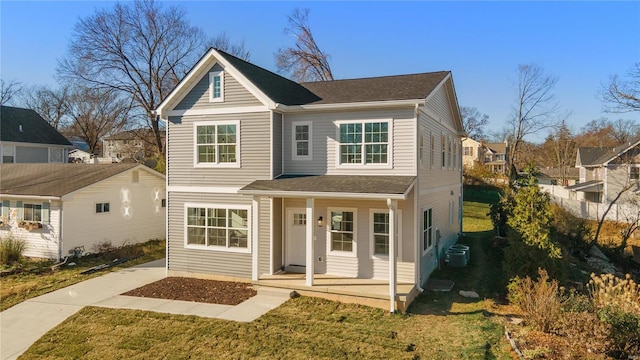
317, 216, 323, 227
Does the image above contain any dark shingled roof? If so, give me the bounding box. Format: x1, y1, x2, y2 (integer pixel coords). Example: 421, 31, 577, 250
1, 106, 72, 146
216, 50, 321, 105
300, 72, 449, 105
0, 163, 139, 197
216, 49, 449, 106
239, 175, 416, 197
577, 134, 640, 166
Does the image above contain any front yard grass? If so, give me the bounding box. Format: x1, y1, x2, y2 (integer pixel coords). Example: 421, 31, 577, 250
0, 239, 165, 311
20, 199, 514, 359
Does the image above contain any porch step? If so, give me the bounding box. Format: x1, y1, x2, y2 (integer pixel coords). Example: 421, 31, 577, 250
256, 287, 296, 298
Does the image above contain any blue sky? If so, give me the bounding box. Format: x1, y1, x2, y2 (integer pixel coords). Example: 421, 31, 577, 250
1, 1, 639, 142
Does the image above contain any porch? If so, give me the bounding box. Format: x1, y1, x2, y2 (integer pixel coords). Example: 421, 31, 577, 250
255, 273, 419, 312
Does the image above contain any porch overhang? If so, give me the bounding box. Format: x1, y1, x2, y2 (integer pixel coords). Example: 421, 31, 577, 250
238, 175, 416, 201
567, 180, 603, 193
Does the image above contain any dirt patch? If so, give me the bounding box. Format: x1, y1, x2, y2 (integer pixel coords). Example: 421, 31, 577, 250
122, 277, 256, 306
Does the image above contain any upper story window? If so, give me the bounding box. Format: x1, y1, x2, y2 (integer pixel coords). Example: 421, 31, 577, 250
194, 121, 239, 168
441, 133, 446, 168
292, 121, 312, 161
96, 203, 110, 213
495, 154, 505, 161
630, 166, 639, 181
337, 120, 391, 166
209, 70, 224, 102
464, 146, 473, 156
430, 132, 435, 168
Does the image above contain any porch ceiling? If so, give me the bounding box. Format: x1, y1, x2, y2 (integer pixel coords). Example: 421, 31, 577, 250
238, 175, 416, 200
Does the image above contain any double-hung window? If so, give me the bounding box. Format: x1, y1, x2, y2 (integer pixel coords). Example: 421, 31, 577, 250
194, 121, 239, 167
338, 120, 390, 166
292, 121, 312, 160
209, 71, 224, 102
186, 205, 249, 251
372, 212, 390, 256
329, 209, 356, 253
423, 209, 433, 253
24, 204, 42, 222
441, 133, 446, 168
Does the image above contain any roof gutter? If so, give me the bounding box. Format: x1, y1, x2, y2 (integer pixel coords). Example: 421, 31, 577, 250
273, 99, 425, 113
0, 194, 61, 201
238, 189, 408, 201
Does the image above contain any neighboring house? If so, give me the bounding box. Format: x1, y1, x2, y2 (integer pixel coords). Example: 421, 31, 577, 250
68, 148, 93, 163
103, 129, 165, 162
569, 136, 640, 204
537, 167, 579, 186
483, 141, 509, 174
461, 138, 509, 174
155, 48, 465, 312
462, 137, 483, 168
0, 106, 74, 163
0, 163, 166, 259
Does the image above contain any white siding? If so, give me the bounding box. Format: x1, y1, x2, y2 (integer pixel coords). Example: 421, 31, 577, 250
0, 200, 61, 259
62, 169, 165, 256
283, 108, 416, 176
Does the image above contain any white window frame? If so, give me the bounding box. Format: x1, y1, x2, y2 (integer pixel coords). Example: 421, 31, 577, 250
422, 208, 433, 255
369, 209, 402, 259
48, 148, 64, 163
184, 203, 251, 253
193, 120, 240, 168
335, 119, 393, 169
95, 202, 110, 214
208, 70, 224, 102
291, 121, 313, 161
327, 207, 357, 257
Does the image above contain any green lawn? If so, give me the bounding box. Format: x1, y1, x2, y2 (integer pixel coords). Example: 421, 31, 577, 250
0, 239, 166, 311
20, 200, 513, 359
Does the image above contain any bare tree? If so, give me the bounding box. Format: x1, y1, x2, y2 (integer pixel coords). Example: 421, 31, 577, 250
58, 0, 207, 155
601, 62, 640, 113
0, 79, 21, 105
540, 120, 577, 185
66, 87, 131, 155
460, 106, 489, 139
19, 85, 71, 129
508, 64, 559, 176
210, 32, 250, 61
275, 8, 333, 82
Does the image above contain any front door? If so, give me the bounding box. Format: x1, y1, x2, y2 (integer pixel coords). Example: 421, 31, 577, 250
286, 208, 306, 268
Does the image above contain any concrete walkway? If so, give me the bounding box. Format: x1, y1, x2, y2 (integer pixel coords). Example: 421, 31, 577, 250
0, 259, 290, 360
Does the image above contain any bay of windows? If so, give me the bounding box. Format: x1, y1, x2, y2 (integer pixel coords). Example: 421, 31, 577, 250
186, 206, 248, 249
339, 121, 389, 165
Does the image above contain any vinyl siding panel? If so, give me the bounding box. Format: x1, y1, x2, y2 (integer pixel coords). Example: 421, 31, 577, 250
174, 63, 263, 110
283, 108, 416, 176
0, 200, 61, 259
61, 170, 166, 256
167, 192, 254, 278
272, 112, 283, 177
282, 197, 415, 281
167, 111, 271, 186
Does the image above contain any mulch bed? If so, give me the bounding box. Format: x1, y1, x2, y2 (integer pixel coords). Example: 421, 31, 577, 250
122, 277, 257, 305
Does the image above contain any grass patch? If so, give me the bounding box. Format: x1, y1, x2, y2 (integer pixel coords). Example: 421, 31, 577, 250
0, 239, 165, 311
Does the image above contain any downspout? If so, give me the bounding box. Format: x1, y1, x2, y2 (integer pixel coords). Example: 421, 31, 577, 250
387, 198, 397, 313
413, 103, 423, 292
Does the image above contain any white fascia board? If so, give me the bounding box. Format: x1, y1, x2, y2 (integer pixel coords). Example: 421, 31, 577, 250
274, 99, 424, 113
167, 185, 240, 194
0, 194, 61, 201
238, 189, 407, 201
424, 73, 451, 104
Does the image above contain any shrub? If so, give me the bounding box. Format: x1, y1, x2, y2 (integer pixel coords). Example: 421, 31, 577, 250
554, 310, 611, 355
598, 306, 640, 358
550, 204, 592, 255
587, 273, 640, 316
502, 233, 567, 281
507, 268, 563, 333
0, 234, 27, 265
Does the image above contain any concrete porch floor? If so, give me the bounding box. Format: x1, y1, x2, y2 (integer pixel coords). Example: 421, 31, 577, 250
254, 273, 419, 312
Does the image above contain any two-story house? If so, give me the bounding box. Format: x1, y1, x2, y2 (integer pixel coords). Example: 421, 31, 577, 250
102, 129, 165, 162
570, 135, 640, 204
156, 49, 465, 312
462, 138, 509, 174
0, 106, 74, 163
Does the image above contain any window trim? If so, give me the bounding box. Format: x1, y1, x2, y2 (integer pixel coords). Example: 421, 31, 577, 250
335, 119, 393, 169
193, 120, 240, 168
327, 207, 357, 257
422, 208, 433, 255
23, 203, 43, 222
95, 202, 110, 214
208, 70, 224, 103
369, 209, 402, 259
183, 203, 251, 253
291, 121, 313, 161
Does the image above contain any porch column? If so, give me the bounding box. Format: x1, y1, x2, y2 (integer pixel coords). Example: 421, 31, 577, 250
306, 197, 315, 286
252, 196, 259, 281
387, 198, 398, 313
